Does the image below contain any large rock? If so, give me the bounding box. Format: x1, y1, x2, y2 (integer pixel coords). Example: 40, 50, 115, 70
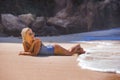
48, 17, 69, 28
0, 24, 4, 33
48, 17, 69, 34
18, 13, 34, 26
48, 16, 87, 34
31, 17, 59, 36
0, 24, 8, 37
1, 14, 26, 36
37, 26, 60, 36
54, 0, 66, 14
48, 0, 120, 34
31, 17, 46, 32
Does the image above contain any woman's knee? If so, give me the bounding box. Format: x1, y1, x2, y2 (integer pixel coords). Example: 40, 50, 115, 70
54, 44, 61, 48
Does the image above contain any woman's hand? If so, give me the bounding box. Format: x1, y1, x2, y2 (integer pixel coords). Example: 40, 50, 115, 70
19, 51, 31, 55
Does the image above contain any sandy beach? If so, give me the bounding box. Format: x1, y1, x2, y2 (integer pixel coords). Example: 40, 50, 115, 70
0, 28, 120, 80
0, 38, 120, 80
0, 0, 120, 79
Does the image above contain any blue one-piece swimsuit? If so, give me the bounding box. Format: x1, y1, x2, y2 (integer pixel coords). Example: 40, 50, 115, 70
39, 44, 54, 55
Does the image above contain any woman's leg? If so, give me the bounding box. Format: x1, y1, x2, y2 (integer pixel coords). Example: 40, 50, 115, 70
69, 44, 85, 54
54, 44, 85, 56
54, 44, 73, 56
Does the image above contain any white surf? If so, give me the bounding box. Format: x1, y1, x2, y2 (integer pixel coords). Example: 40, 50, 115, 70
77, 41, 120, 74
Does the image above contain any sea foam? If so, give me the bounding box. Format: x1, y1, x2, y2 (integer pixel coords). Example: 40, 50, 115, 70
77, 41, 120, 74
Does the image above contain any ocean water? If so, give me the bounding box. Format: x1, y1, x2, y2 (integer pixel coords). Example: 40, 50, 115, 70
71, 28, 120, 42
40, 28, 120, 42
77, 41, 120, 73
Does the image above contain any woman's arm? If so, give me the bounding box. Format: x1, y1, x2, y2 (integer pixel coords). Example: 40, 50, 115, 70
30, 38, 41, 56
20, 38, 41, 56
23, 41, 30, 52
19, 51, 31, 55
19, 42, 31, 55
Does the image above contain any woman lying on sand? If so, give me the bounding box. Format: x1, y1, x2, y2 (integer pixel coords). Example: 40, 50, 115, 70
19, 27, 85, 56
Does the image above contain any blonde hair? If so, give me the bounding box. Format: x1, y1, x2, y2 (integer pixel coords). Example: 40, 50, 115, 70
21, 27, 31, 42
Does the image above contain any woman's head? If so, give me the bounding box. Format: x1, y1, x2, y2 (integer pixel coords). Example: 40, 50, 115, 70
21, 27, 35, 42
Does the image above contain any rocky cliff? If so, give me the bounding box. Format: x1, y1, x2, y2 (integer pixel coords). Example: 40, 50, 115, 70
0, 0, 120, 36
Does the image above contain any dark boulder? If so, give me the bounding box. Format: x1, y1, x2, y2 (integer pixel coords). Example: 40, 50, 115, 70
31, 17, 46, 32
0, 24, 4, 33
37, 26, 60, 36
48, 0, 120, 34
1, 14, 26, 36
18, 13, 35, 26
31, 16, 59, 36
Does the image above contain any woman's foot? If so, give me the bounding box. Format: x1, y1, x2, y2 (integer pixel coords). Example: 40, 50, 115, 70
69, 44, 79, 52
69, 44, 85, 55
75, 47, 85, 54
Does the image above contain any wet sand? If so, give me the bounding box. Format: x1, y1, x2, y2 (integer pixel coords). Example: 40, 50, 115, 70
0, 40, 120, 80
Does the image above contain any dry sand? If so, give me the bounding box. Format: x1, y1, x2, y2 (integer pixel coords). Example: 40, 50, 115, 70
0, 38, 120, 80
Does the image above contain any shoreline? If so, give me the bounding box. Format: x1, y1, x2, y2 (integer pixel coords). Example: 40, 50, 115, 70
0, 28, 120, 80
0, 38, 120, 80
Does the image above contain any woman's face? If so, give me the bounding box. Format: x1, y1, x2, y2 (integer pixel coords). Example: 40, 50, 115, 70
26, 29, 35, 42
